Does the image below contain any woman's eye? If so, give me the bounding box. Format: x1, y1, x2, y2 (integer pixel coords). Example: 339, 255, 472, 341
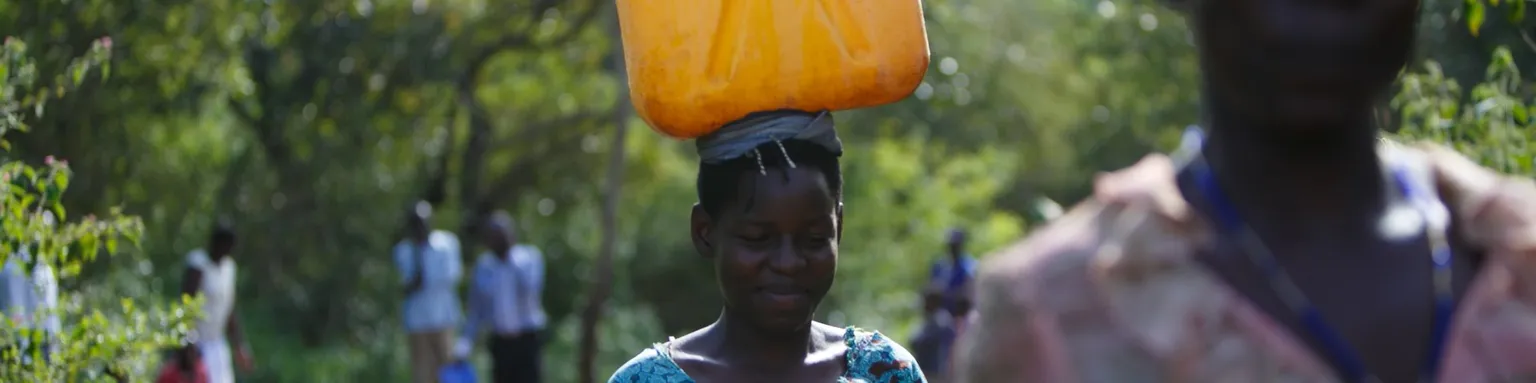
737, 234, 770, 243
799, 236, 833, 249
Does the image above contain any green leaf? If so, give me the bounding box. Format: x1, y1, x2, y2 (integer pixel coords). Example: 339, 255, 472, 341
1440, 101, 1461, 119
1512, 0, 1527, 22
79, 234, 96, 258
1467, 0, 1487, 36
51, 169, 66, 193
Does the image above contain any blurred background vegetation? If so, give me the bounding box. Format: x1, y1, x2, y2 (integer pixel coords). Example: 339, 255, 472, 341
0, 0, 1532, 381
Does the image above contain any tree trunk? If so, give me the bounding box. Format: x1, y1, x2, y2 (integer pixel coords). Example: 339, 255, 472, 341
577, 7, 629, 382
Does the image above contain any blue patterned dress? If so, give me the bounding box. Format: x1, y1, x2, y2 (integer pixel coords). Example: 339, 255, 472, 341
608, 327, 927, 383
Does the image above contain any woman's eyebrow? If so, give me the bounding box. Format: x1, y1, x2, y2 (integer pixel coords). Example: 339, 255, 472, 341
735, 218, 777, 228
799, 216, 836, 227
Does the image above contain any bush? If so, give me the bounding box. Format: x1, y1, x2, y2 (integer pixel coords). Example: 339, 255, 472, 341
0, 37, 199, 382
1395, 48, 1536, 176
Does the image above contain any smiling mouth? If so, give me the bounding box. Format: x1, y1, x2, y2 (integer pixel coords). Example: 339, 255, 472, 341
756, 286, 809, 308
757, 285, 805, 295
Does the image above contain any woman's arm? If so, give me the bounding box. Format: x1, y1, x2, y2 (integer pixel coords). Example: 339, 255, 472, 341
395, 242, 426, 295
460, 261, 486, 340
456, 261, 486, 360
525, 247, 545, 299
226, 301, 253, 370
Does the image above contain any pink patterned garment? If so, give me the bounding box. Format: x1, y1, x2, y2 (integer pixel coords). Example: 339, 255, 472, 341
952, 143, 1536, 383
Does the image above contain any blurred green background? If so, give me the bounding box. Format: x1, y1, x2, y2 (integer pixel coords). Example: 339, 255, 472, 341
0, 0, 1532, 381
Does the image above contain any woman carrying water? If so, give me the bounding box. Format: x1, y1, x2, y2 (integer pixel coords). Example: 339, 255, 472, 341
608, 113, 926, 382
609, 0, 931, 379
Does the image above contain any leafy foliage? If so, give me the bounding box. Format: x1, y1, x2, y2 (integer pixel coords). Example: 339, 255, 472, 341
1395, 1, 1536, 176
1462, 0, 1527, 36
0, 37, 197, 382
1395, 47, 1536, 176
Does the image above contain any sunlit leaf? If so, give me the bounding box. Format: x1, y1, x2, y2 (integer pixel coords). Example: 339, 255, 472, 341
1467, 0, 1487, 36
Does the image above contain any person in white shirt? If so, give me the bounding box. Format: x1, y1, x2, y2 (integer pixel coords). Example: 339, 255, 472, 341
178, 219, 253, 383
0, 247, 58, 364
395, 201, 463, 383
458, 211, 546, 383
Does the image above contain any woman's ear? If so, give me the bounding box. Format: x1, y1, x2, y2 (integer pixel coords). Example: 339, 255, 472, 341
835, 202, 845, 244
691, 204, 715, 258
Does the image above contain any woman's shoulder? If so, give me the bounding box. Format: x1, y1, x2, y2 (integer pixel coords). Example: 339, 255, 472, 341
608, 344, 692, 383
842, 326, 927, 382
186, 249, 212, 269
429, 230, 461, 251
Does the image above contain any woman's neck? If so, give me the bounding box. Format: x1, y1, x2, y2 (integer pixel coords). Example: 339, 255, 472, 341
1200, 108, 1390, 233
711, 310, 822, 369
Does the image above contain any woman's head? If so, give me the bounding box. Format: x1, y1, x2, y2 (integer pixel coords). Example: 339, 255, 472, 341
692, 139, 843, 334
406, 201, 432, 243
209, 217, 236, 258
1185, 0, 1419, 133
481, 211, 518, 254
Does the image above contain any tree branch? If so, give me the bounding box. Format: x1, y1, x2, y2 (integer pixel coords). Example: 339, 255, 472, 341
578, 13, 628, 380
237, 39, 293, 165
461, 0, 606, 82
228, 98, 259, 127
489, 109, 611, 149
477, 130, 590, 205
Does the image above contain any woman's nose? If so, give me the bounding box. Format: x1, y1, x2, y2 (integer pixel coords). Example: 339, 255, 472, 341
766, 238, 807, 274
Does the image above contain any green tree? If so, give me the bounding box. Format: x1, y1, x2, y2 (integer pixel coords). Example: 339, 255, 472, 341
0, 37, 196, 382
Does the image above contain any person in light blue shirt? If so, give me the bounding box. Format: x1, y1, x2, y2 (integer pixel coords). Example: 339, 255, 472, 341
458, 211, 548, 383
394, 201, 463, 383
0, 247, 58, 364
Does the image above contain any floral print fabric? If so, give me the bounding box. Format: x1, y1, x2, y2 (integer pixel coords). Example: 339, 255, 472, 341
608, 326, 926, 383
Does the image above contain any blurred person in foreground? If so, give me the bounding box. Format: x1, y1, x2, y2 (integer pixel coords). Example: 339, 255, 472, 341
178, 219, 252, 383
952, 0, 1536, 381
396, 201, 464, 383
458, 211, 548, 383
928, 228, 976, 317
608, 113, 925, 382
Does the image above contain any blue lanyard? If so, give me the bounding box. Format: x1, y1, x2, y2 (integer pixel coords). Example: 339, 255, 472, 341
1184, 129, 1456, 383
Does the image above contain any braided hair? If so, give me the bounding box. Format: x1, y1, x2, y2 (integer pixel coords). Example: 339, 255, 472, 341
695, 139, 843, 217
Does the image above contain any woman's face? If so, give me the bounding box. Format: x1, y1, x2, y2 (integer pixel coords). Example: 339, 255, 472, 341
691, 166, 841, 334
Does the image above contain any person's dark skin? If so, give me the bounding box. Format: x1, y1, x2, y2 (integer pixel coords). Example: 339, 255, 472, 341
945, 233, 965, 264
178, 233, 253, 377
403, 208, 431, 295
1178, 0, 1480, 381
921, 289, 943, 319
669, 166, 846, 383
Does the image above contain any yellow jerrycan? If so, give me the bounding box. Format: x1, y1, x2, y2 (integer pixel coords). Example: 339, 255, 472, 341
617, 0, 930, 139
